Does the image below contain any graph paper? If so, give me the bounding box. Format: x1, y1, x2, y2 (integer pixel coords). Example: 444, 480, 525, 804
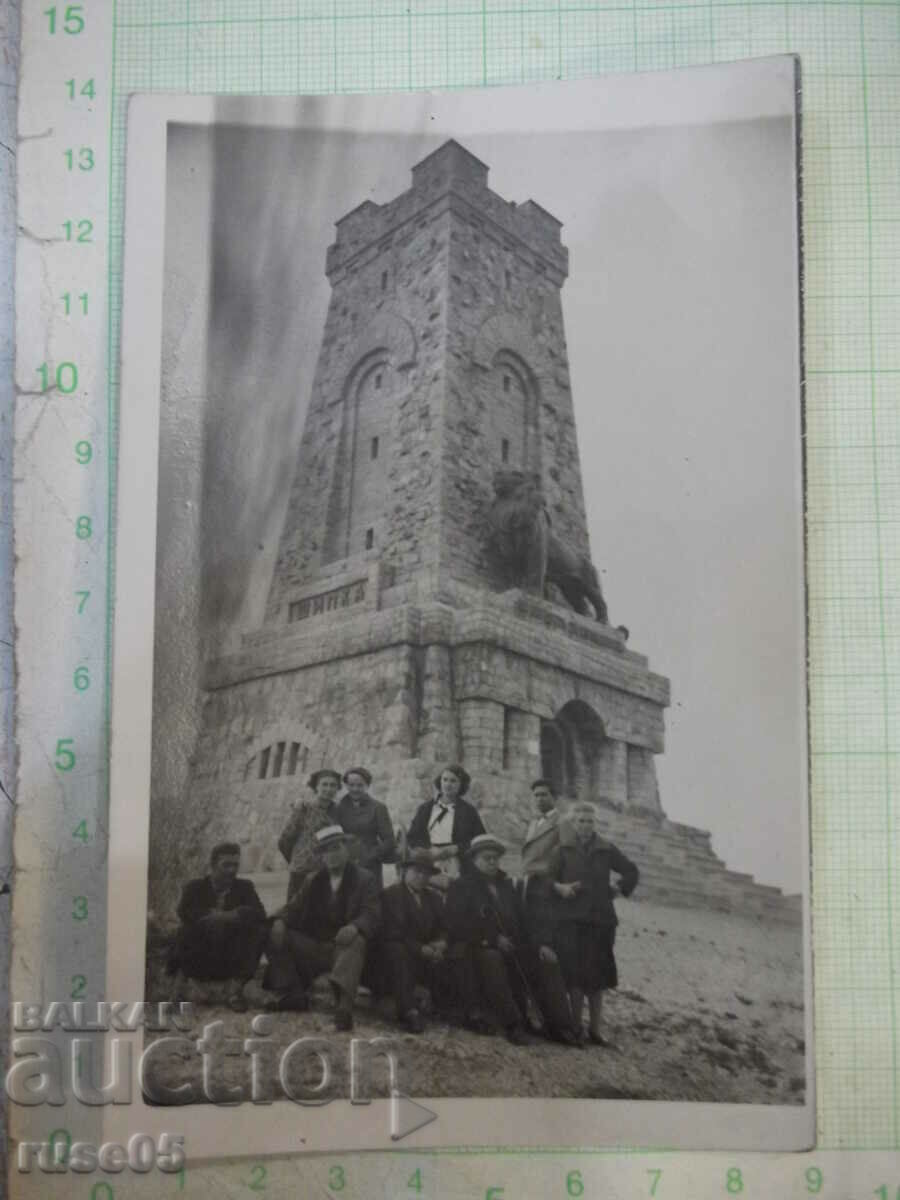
11, 0, 900, 1193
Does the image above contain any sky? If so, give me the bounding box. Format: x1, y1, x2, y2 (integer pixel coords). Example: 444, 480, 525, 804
162, 84, 805, 891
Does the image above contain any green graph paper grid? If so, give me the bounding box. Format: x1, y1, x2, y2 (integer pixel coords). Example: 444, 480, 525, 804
106, 0, 900, 1151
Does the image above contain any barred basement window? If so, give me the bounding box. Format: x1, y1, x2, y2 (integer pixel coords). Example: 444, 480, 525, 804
272, 741, 286, 778
287, 742, 300, 776
365, 527, 374, 550
250, 740, 308, 781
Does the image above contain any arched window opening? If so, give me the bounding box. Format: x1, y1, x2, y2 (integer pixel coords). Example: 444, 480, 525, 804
491, 350, 540, 477
246, 740, 309, 782
323, 356, 393, 563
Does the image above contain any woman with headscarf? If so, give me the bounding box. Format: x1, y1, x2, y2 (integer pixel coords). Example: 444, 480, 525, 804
278, 768, 341, 901
407, 764, 486, 883
335, 766, 396, 890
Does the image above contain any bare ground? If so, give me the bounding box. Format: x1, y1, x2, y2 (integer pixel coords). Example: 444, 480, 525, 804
144, 898, 806, 1106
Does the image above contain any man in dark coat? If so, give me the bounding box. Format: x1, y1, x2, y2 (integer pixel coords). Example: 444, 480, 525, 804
265, 825, 381, 1030
407, 764, 485, 885
379, 850, 448, 1033
445, 834, 577, 1045
167, 842, 268, 1012
546, 801, 639, 1046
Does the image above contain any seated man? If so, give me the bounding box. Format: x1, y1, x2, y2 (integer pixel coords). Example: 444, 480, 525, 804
379, 850, 448, 1034
441, 835, 531, 1044
167, 842, 268, 1012
446, 834, 578, 1047
265, 825, 380, 1030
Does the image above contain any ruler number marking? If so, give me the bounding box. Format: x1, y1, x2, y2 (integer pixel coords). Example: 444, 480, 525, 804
62, 291, 89, 315
36, 361, 78, 393
44, 5, 85, 34
62, 218, 93, 243
63, 146, 94, 171
726, 1168, 743, 1194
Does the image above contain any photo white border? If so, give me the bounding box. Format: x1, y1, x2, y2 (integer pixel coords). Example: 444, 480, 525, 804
106, 60, 814, 1157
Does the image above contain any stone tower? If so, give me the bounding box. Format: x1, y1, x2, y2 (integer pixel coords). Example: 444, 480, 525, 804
265, 139, 590, 620
177, 139, 676, 894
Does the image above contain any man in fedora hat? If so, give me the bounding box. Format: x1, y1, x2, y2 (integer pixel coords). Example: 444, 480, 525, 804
278, 768, 341, 901
265, 825, 381, 1029
378, 849, 448, 1033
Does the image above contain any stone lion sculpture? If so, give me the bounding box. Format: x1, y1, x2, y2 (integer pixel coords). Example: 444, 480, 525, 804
487, 469, 609, 623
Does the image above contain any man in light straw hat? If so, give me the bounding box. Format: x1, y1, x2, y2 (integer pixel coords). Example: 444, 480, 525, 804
265, 825, 380, 1029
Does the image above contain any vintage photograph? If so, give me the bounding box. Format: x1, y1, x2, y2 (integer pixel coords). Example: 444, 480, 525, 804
109, 59, 810, 1151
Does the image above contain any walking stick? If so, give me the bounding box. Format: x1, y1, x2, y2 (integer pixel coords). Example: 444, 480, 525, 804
479, 900, 546, 1033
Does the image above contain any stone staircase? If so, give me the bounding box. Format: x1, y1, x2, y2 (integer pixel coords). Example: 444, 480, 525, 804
577, 807, 802, 924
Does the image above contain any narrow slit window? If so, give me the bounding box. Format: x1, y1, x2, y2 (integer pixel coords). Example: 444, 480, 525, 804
370, 436, 379, 460
501, 439, 510, 464
505, 269, 511, 289
503, 374, 511, 393
258, 746, 271, 780
374, 372, 382, 390
287, 742, 300, 776
381, 270, 388, 291
365, 528, 374, 550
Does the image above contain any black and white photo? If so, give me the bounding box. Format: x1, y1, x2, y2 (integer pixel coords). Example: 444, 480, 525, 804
107, 59, 812, 1153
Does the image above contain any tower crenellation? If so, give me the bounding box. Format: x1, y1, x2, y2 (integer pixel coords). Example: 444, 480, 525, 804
325, 140, 567, 285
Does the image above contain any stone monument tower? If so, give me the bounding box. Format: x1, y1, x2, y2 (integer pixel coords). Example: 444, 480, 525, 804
171, 140, 796, 920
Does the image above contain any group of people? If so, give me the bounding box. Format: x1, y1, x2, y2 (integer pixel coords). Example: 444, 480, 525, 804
166, 765, 640, 1047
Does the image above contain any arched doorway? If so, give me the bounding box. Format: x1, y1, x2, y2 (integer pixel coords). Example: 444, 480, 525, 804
540, 700, 607, 803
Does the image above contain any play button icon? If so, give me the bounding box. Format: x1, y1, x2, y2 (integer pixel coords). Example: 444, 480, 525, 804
390, 1090, 438, 1141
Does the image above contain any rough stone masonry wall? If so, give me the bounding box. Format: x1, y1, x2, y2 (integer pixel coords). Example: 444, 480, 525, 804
150, 642, 420, 911
442, 194, 592, 595
268, 139, 594, 619
265, 210, 451, 619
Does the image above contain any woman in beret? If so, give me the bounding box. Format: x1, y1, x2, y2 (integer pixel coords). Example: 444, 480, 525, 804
335, 767, 396, 890
278, 768, 341, 901
407, 763, 486, 883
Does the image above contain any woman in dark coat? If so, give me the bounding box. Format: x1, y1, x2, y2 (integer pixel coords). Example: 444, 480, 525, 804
335, 766, 395, 889
278, 768, 341, 900
407, 764, 486, 884
547, 800, 639, 1046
